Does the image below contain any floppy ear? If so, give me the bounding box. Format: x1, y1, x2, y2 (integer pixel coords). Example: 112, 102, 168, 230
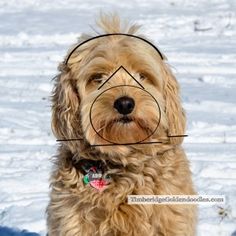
162, 64, 186, 144
51, 63, 81, 140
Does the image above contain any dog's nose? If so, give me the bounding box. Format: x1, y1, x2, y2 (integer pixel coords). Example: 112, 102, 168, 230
114, 96, 135, 115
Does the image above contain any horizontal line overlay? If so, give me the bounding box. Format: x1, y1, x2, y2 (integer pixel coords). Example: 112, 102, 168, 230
90, 141, 163, 147
56, 135, 188, 146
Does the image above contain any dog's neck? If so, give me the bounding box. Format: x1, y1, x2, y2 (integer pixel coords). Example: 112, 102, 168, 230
68, 139, 175, 167
71, 148, 125, 191
61, 142, 176, 191
72, 157, 124, 175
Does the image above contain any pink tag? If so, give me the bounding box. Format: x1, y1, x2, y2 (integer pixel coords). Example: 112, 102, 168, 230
90, 179, 109, 191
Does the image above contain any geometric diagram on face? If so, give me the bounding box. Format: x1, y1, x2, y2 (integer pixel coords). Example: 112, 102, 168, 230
89, 66, 161, 146
55, 64, 188, 145
55, 34, 188, 144
97, 65, 144, 90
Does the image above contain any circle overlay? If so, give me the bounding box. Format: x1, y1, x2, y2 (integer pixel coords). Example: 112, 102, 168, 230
89, 85, 161, 145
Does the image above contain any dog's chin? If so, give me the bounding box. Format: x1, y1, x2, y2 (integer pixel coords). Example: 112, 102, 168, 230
97, 116, 154, 144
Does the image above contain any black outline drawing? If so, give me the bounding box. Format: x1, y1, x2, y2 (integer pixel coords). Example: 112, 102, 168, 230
57, 138, 83, 142
98, 66, 144, 90
90, 141, 163, 147
56, 34, 188, 145
64, 33, 164, 65
89, 84, 161, 145
56, 135, 188, 143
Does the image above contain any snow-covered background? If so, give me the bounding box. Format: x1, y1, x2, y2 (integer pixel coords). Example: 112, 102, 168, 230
0, 0, 235, 235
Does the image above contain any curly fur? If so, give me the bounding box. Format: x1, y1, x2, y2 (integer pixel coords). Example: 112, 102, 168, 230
47, 13, 197, 236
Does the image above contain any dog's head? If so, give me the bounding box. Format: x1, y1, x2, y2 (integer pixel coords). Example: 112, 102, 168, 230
52, 14, 186, 155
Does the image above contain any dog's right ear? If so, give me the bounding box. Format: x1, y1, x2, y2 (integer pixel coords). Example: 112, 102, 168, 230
51, 63, 81, 140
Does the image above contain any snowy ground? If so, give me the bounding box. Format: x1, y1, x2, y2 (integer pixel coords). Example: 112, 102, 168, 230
0, 0, 236, 235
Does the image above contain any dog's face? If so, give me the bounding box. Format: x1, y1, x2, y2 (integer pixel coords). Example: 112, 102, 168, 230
78, 37, 165, 146
52, 34, 186, 155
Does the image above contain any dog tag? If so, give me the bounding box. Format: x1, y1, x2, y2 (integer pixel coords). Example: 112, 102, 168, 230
90, 179, 110, 191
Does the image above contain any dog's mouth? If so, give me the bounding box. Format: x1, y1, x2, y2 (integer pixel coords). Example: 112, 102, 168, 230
117, 116, 133, 124
94, 115, 156, 144
109, 116, 153, 134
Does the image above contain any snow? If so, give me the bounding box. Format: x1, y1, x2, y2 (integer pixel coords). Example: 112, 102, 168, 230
0, 0, 235, 235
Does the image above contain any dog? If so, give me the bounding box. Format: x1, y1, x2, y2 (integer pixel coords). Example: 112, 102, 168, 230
47, 14, 197, 236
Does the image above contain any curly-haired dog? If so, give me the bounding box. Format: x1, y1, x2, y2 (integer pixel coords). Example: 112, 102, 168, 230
47, 14, 197, 236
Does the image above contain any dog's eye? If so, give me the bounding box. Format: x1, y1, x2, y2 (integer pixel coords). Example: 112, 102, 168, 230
89, 73, 104, 83
139, 73, 146, 81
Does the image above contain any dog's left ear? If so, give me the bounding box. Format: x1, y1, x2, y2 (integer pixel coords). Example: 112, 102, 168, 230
162, 64, 186, 144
